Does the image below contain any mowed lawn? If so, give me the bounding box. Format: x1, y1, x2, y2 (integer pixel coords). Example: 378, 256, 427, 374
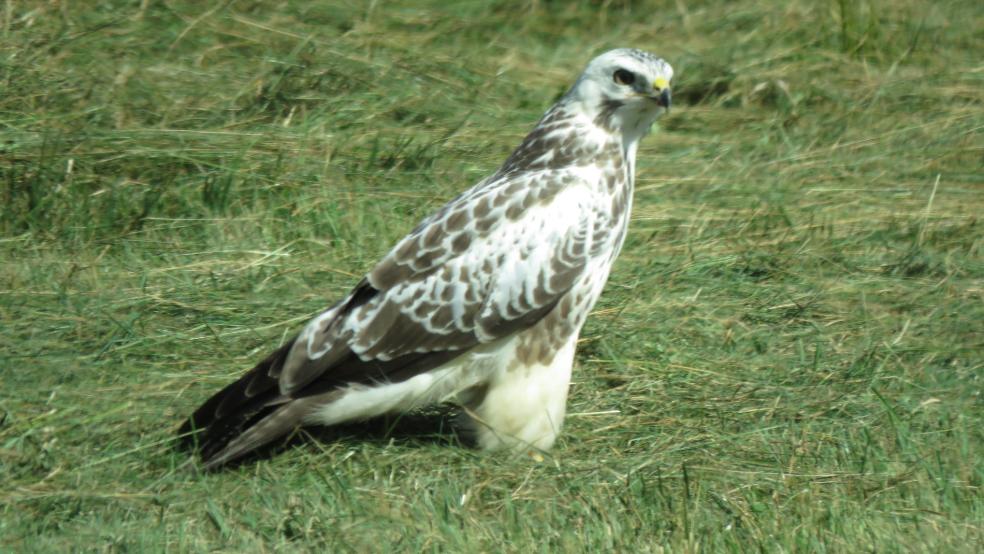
1, 1, 981, 551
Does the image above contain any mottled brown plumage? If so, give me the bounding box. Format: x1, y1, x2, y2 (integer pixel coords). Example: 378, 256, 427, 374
179, 48, 673, 468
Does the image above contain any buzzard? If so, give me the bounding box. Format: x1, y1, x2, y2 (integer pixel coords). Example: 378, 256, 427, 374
179, 48, 673, 468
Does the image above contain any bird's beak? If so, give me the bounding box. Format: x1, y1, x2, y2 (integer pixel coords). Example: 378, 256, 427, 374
657, 88, 671, 111
651, 77, 671, 112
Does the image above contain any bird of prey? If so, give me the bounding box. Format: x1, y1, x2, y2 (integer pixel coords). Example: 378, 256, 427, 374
179, 48, 673, 468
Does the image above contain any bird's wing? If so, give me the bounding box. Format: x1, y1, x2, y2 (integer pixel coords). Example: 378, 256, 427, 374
277, 168, 606, 395
179, 168, 612, 464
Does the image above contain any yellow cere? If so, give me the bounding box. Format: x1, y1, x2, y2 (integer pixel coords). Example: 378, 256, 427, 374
653, 77, 669, 91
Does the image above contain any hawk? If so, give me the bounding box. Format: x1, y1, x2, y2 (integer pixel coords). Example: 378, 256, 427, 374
179, 48, 673, 468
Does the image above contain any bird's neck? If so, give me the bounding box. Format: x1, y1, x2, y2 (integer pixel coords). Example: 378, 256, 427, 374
497, 101, 638, 178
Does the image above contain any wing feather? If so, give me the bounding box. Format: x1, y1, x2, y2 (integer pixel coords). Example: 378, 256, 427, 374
279, 169, 606, 391
182, 168, 617, 465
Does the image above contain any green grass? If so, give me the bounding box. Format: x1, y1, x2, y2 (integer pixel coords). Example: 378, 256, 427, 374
2, 0, 982, 551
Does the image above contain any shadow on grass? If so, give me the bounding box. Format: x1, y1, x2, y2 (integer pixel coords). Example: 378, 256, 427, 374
195, 405, 468, 471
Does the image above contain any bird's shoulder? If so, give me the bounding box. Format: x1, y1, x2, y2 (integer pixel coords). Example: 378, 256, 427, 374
367, 163, 613, 292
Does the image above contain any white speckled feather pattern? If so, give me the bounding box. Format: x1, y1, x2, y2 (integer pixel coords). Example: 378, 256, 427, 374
180, 48, 673, 468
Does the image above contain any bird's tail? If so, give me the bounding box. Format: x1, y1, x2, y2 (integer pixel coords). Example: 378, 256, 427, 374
177, 339, 304, 469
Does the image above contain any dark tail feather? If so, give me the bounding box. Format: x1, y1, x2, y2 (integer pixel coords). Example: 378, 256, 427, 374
177, 339, 296, 466
199, 397, 323, 469
177, 324, 470, 468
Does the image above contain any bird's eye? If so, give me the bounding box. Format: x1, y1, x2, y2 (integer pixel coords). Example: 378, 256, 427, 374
613, 69, 635, 86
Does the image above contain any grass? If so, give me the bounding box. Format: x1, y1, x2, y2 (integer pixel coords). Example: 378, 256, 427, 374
1, 0, 981, 551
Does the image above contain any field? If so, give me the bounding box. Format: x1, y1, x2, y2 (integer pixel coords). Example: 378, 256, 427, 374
1, 0, 981, 551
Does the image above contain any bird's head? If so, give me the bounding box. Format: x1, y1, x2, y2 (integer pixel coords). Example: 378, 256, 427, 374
566, 48, 673, 139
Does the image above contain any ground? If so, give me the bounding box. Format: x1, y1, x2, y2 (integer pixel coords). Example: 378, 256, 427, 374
1, 0, 981, 551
